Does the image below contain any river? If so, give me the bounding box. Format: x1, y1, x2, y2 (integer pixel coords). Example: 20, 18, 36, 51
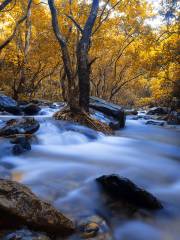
0, 107, 180, 240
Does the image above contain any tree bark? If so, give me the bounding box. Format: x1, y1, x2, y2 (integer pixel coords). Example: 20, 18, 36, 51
77, 0, 99, 112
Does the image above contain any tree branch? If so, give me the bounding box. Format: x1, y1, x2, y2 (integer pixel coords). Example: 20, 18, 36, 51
0, 0, 13, 11
65, 14, 83, 33
0, 0, 33, 51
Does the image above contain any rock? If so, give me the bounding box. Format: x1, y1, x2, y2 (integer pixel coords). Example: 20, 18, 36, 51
75, 215, 112, 240
0, 118, 40, 136
96, 175, 163, 210
145, 120, 165, 126
147, 107, 167, 115
1, 229, 51, 240
90, 97, 125, 128
12, 136, 31, 155
20, 103, 41, 115
109, 122, 121, 130
79, 222, 99, 238
0, 179, 75, 235
167, 111, 180, 125
125, 109, 138, 115
0, 94, 21, 115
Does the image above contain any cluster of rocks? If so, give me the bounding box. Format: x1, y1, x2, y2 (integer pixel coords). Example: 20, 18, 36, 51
128, 106, 180, 126
0, 118, 40, 155
0, 94, 41, 116
0, 175, 163, 239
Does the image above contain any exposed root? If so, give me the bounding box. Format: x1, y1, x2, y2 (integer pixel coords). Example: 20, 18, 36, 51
54, 107, 113, 135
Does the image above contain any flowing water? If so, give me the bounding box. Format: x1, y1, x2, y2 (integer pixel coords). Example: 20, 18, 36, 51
0, 107, 180, 240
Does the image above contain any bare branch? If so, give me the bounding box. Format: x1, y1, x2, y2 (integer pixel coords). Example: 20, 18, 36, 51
0, 0, 33, 51
93, 0, 121, 35
0, 0, 13, 11
65, 14, 83, 33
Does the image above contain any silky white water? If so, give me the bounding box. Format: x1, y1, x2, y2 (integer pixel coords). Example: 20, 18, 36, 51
0, 109, 180, 240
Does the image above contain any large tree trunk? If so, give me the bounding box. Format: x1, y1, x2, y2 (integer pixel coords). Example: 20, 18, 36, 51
76, 0, 99, 112
77, 40, 90, 112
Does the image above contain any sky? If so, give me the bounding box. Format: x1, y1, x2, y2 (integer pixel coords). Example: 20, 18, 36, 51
147, 0, 163, 28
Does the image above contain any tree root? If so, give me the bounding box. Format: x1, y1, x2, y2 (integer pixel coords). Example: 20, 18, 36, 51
53, 107, 113, 135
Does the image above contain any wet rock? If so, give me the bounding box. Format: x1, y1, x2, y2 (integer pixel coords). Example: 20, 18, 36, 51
74, 215, 112, 240
145, 120, 165, 126
1, 228, 51, 240
147, 107, 167, 115
109, 122, 121, 130
0, 118, 40, 136
96, 175, 163, 210
0, 94, 21, 115
20, 103, 41, 115
0, 179, 75, 234
167, 111, 180, 125
90, 97, 125, 128
11, 136, 31, 155
125, 109, 138, 115
79, 222, 99, 238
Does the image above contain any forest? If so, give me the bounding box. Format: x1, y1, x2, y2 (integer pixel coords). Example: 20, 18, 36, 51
0, 0, 180, 240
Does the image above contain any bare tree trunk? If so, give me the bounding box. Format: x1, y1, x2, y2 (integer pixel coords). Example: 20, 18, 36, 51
77, 0, 99, 112
77, 40, 90, 112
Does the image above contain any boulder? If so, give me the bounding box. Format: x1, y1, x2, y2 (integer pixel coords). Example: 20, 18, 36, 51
20, 103, 41, 115
0, 118, 40, 137
147, 107, 167, 115
11, 137, 31, 155
0, 179, 75, 235
90, 97, 125, 128
96, 175, 163, 210
0, 94, 21, 115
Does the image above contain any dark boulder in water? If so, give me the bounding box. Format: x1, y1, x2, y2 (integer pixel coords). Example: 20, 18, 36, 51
96, 175, 163, 210
20, 103, 41, 115
11, 137, 31, 155
0, 179, 75, 235
90, 97, 125, 128
0, 94, 21, 115
0, 118, 40, 136
147, 107, 167, 115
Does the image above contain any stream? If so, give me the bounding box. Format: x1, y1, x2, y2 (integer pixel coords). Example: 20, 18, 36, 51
0, 106, 180, 240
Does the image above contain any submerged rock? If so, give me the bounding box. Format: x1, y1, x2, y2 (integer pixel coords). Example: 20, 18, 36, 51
0, 179, 75, 235
20, 103, 41, 115
11, 136, 31, 155
1, 229, 51, 240
0, 118, 40, 136
90, 97, 125, 128
96, 175, 163, 210
0, 94, 21, 115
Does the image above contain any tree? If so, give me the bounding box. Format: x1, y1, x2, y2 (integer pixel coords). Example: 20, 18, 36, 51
48, 0, 99, 113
